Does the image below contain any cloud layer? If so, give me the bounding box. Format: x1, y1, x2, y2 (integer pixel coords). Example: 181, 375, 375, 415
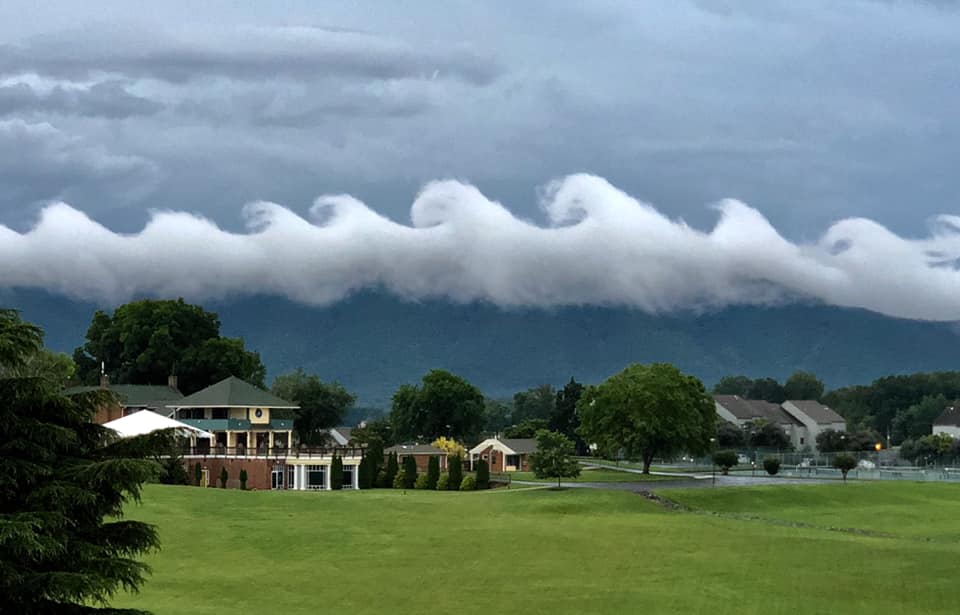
2, 174, 958, 321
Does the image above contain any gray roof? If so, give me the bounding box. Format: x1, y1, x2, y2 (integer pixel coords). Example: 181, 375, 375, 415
65, 384, 182, 409
168, 376, 298, 409
331, 426, 353, 441
934, 403, 960, 427
385, 444, 446, 455
499, 438, 538, 454
714, 395, 802, 426
785, 400, 845, 425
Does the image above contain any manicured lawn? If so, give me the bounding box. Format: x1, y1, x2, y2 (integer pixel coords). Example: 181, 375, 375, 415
506, 467, 674, 483
113, 483, 960, 614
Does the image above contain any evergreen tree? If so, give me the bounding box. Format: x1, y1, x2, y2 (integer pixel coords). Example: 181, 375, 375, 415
219, 466, 228, 488
1, 308, 168, 614
239, 468, 248, 490
447, 455, 463, 491
194, 462, 202, 486
402, 455, 418, 489
330, 455, 343, 490
365, 440, 384, 484
426, 456, 440, 489
384, 451, 399, 487
357, 455, 372, 489
475, 458, 490, 489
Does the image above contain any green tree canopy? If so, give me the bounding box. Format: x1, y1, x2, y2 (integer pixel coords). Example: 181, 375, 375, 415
716, 420, 745, 447
529, 429, 581, 487
892, 395, 948, 444
482, 398, 512, 433
503, 417, 549, 439
72, 299, 265, 394
0, 346, 76, 391
744, 420, 791, 450
512, 384, 556, 423
712, 450, 739, 475
783, 370, 825, 401
1, 308, 168, 613
390, 370, 485, 442
271, 369, 356, 446
712, 375, 754, 396
578, 363, 715, 473
747, 377, 786, 403
552, 377, 585, 450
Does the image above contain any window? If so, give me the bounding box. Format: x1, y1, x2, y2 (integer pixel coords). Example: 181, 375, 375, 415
212, 408, 228, 419
800, 437, 805, 445
506, 454, 521, 468
342, 466, 354, 489
306, 465, 326, 490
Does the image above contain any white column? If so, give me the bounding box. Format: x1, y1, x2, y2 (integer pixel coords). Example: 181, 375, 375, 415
324, 463, 332, 490
352, 464, 359, 489
298, 465, 306, 491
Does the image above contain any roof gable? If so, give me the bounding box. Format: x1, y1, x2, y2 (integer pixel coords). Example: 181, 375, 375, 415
784, 400, 845, 425
168, 376, 298, 408
934, 403, 960, 427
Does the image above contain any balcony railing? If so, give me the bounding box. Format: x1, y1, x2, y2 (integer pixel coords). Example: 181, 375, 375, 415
180, 444, 367, 459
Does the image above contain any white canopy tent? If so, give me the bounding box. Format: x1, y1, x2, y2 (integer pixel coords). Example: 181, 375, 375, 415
103, 410, 214, 439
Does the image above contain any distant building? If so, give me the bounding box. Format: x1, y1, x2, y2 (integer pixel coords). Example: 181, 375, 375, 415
66, 374, 183, 423
714, 395, 807, 449
169, 376, 363, 490
385, 443, 449, 472
932, 403, 960, 438
328, 426, 354, 445
469, 438, 538, 472
781, 400, 846, 449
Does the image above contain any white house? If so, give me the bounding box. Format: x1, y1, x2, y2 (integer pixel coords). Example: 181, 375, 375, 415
933, 403, 960, 438
780, 400, 846, 451
714, 395, 807, 450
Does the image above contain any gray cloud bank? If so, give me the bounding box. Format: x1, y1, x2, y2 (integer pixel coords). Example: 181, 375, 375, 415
2, 174, 958, 321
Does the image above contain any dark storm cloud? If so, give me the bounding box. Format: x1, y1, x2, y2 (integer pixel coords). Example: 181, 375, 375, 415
0, 25, 501, 85
0, 81, 163, 118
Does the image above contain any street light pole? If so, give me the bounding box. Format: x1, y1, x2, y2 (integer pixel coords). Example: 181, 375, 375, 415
710, 437, 716, 486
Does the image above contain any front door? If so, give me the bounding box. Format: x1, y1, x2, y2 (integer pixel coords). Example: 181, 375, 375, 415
271, 468, 284, 489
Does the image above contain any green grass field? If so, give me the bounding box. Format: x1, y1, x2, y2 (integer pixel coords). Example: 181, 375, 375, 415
113, 482, 960, 615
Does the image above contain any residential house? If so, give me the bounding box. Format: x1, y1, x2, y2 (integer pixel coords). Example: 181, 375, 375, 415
780, 400, 846, 450
932, 403, 960, 438
385, 443, 449, 472
329, 426, 354, 445
469, 438, 538, 472
170, 376, 364, 490
66, 375, 183, 423
713, 395, 807, 450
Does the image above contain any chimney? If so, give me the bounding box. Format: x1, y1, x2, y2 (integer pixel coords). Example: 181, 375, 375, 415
99, 373, 110, 389
168, 374, 179, 391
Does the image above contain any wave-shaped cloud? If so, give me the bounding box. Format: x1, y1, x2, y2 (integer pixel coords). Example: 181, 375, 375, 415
1, 174, 958, 321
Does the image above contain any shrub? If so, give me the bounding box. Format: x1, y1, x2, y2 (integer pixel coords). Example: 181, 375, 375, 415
436, 473, 450, 491
219, 466, 228, 488
384, 452, 399, 487
159, 456, 189, 485
402, 455, 418, 489
414, 473, 430, 489
357, 455, 372, 489
194, 462, 202, 486
833, 453, 857, 481
763, 457, 781, 476
712, 450, 739, 475
475, 458, 490, 489
393, 468, 408, 489
239, 468, 248, 490
447, 455, 463, 491
330, 455, 343, 490
375, 469, 388, 488
459, 475, 476, 491
426, 455, 440, 490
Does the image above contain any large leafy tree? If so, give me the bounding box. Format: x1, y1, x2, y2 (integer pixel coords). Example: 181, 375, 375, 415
747, 377, 786, 403
1, 308, 167, 614
529, 429, 581, 488
390, 370, 485, 442
73, 298, 264, 394
512, 384, 556, 423
0, 347, 76, 390
783, 370, 825, 401
503, 418, 549, 439
271, 369, 356, 447
551, 377, 584, 446
712, 375, 754, 396
578, 363, 715, 474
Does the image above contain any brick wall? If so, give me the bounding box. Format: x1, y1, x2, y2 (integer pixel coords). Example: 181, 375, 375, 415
184, 458, 276, 490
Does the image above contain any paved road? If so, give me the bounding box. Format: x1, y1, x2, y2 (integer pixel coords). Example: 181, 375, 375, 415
512, 475, 834, 491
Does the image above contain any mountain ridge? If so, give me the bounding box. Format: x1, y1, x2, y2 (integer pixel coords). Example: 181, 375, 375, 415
3, 288, 957, 407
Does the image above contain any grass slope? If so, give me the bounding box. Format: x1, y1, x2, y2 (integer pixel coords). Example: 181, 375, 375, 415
113, 483, 959, 614
506, 468, 673, 483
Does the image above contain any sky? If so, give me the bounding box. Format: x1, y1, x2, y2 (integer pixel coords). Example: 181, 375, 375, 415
1, 1, 959, 319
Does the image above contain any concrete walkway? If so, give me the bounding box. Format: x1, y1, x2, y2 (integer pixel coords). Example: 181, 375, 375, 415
580, 461, 711, 479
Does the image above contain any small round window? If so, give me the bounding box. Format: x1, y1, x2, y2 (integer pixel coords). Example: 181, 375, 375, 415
255, 409, 263, 418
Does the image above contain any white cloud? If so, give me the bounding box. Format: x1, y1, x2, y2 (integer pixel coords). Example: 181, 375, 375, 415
1, 174, 957, 321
